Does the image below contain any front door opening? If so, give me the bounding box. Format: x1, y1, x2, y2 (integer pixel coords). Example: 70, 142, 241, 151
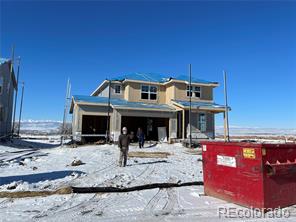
121, 116, 169, 141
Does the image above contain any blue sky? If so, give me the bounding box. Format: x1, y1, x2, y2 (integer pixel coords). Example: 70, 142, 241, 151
1, 1, 295, 128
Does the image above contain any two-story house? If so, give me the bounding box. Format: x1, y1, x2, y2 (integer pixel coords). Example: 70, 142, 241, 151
0, 58, 17, 137
70, 73, 227, 142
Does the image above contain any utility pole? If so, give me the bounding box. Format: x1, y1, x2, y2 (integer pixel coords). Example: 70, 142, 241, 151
223, 70, 230, 142
17, 82, 24, 136
62, 78, 71, 145
189, 64, 192, 148
106, 79, 111, 143
12, 57, 21, 137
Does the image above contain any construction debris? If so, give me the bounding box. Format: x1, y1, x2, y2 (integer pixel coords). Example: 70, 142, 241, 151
70, 159, 84, 166
128, 151, 171, 158
0, 187, 73, 198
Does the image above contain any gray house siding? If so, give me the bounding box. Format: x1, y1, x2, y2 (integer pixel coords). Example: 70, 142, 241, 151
0, 61, 15, 137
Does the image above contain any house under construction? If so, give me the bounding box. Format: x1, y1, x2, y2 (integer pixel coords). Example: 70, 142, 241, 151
70, 73, 227, 142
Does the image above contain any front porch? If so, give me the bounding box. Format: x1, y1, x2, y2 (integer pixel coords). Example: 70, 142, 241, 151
172, 100, 228, 140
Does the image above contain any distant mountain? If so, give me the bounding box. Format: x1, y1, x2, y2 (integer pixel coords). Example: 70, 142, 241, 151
19, 120, 62, 135
17, 120, 296, 137
215, 126, 296, 136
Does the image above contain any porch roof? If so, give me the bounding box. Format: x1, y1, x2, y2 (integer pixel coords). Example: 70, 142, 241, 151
172, 100, 229, 112
70, 95, 176, 113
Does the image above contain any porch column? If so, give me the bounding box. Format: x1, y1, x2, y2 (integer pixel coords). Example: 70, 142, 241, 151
223, 111, 228, 141
182, 109, 185, 139
169, 112, 177, 140
111, 109, 121, 142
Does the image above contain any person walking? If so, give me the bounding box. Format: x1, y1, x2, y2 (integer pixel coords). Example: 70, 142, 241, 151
137, 127, 145, 148
118, 127, 130, 167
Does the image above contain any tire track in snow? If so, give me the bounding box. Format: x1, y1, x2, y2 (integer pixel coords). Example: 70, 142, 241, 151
0, 198, 11, 209
144, 188, 165, 214
57, 160, 118, 188
125, 163, 156, 186
153, 188, 177, 218
31, 194, 97, 220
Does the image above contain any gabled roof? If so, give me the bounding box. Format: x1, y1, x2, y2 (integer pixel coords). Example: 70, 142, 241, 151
70, 95, 176, 113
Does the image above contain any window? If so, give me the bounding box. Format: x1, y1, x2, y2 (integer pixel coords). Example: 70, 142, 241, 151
141, 85, 157, 100
186, 86, 192, 97
114, 85, 121, 94
194, 86, 201, 98
0, 106, 3, 122
198, 113, 206, 132
187, 85, 201, 98
0, 77, 3, 95
150, 86, 157, 100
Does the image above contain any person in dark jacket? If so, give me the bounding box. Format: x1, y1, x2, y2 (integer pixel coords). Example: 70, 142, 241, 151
118, 127, 130, 167
137, 127, 145, 148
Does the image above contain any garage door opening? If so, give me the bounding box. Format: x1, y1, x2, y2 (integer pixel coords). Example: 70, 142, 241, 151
121, 116, 169, 141
82, 115, 108, 142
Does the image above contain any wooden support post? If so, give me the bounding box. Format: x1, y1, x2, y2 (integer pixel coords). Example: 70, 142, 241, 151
182, 109, 185, 139
12, 56, 21, 137
17, 82, 24, 136
106, 80, 111, 142
223, 111, 226, 141
223, 70, 230, 142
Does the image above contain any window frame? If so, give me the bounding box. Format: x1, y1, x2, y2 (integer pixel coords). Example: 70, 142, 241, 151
194, 86, 201, 98
187, 85, 202, 98
114, 84, 121, 94
141, 84, 158, 100
198, 112, 207, 132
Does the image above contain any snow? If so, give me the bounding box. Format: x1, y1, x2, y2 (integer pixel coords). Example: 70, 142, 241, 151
215, 126, 296, 137
0, 141, 203, 191
18, 120, 62, 134
1, 139, 296, 221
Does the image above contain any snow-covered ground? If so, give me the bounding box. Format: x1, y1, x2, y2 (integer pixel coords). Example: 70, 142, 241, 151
1, 139, 296, 221
215, 126, 296, 137
0, 141, 202, 191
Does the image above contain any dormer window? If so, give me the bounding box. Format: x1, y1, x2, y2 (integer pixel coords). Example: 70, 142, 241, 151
141, 85, 157, 100
187, 85, 201, 98
114, 85, 121, 94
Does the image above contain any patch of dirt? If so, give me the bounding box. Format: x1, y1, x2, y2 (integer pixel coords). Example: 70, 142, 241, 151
0, 186, 73, 198
128, 152, 171, 158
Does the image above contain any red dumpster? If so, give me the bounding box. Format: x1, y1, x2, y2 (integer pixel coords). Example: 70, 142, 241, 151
201, 141, 296, 209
